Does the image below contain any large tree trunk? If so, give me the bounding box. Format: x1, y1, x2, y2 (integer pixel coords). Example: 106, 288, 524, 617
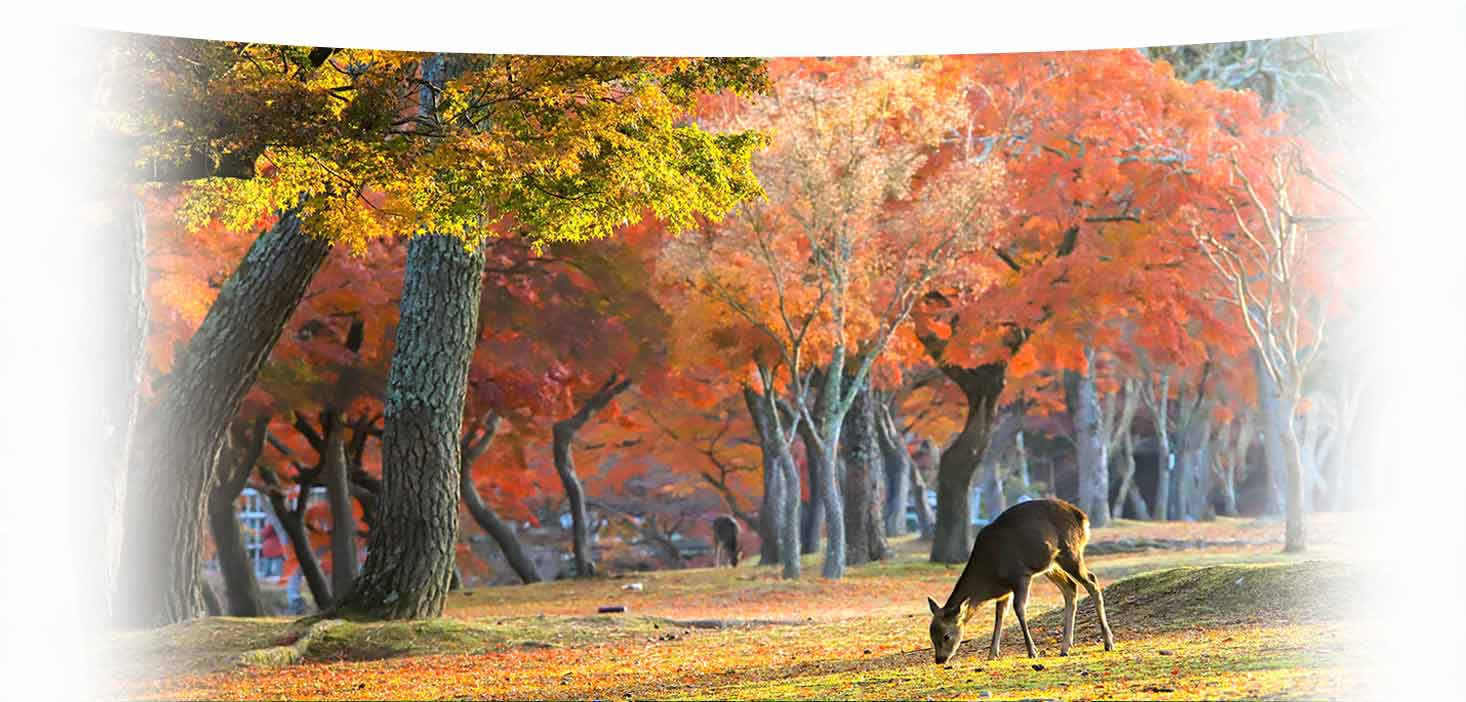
1073, 348, 1110, 527
930, 363, 1005, 564
322, 416, 358, 601
460, 415, 544, 584
115, 207, 330, 627
552, 375, 633, 579
206, 416, 270, 617
77, 191, 149, 624
840, 379, 888, 565
335, 233, 485, 620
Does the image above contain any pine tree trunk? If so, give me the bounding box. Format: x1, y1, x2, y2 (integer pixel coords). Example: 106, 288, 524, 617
335, 234, 484, 620
1073, 348, 1110, 527
115, 207, 330, 627
207, 416, 270, 617
930, 364, 1005, 564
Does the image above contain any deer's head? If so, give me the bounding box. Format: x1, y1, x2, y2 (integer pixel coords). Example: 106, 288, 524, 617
927, 596, 970, 664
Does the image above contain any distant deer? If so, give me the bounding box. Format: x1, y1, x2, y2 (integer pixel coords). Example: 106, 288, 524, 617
711, 515, 740, 567
926, 498, 1115, 663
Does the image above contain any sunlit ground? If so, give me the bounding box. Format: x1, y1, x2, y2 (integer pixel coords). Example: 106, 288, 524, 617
108, 513, 1375, 700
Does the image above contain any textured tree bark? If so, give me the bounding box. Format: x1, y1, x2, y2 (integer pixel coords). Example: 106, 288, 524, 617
322, 416, 357, 601
335, 233, 485, 619
552, 375, 633, 579
929, 363, 1005, 564
114, 207, 330, 627
840, 379, 888, 565
206, 415, 270, 617
460, 415, 543, 584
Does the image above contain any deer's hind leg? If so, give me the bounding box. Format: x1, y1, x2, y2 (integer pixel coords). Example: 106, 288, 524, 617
1045, 570, 1079, 656
1058, 552, 1115, 651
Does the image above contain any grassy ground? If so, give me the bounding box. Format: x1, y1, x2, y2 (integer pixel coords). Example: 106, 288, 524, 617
108, 514, 1373, 700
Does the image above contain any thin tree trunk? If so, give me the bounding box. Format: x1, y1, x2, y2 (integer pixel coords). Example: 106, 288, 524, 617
1255, 353, 1289, 516
841, 378, 887, 565
799, 424, 824, 555
1112, 429, 1138, 521
908, 454, 936, 540
1278, 389, 1308, 552
1152, 373, 1173, 522
115, 206, 329, 627
322, 415, 357, 601
207, 415, 270, 617
460, 415, 544, 584
1073, 347, 1110, 526
1122, 430, 1151, 519
259, 467, 333, 611
335, 233, 485, 620
875, 404, 911, 537
744, 388, 794, 571
930, 364, 1005, 564
1015, 431, 1031, 493
552, 375, 633, 578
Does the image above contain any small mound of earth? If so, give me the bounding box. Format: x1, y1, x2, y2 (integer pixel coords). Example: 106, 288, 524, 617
1034, 561, 1355, 635
1084, 537, 1279, 555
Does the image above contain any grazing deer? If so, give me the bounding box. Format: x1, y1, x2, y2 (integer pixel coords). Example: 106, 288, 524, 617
711, 515, 740, 567
926, 498, 1115, 663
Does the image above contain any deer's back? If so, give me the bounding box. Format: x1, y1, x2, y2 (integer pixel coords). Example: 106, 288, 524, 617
973, 499, 1089, 575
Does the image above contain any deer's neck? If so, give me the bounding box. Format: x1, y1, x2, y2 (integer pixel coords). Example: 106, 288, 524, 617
946, 550, 1007, 608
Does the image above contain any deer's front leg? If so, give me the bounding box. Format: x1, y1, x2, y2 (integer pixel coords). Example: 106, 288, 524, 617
989, 595, 1009, 659
1011, 577, 1038, 658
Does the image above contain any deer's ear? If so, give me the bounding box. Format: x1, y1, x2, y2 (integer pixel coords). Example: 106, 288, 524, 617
956, 597, 971, 619
927, 596, 941, 615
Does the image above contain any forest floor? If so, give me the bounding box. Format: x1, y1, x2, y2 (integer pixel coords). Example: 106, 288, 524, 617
107, 513, 1379, 700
